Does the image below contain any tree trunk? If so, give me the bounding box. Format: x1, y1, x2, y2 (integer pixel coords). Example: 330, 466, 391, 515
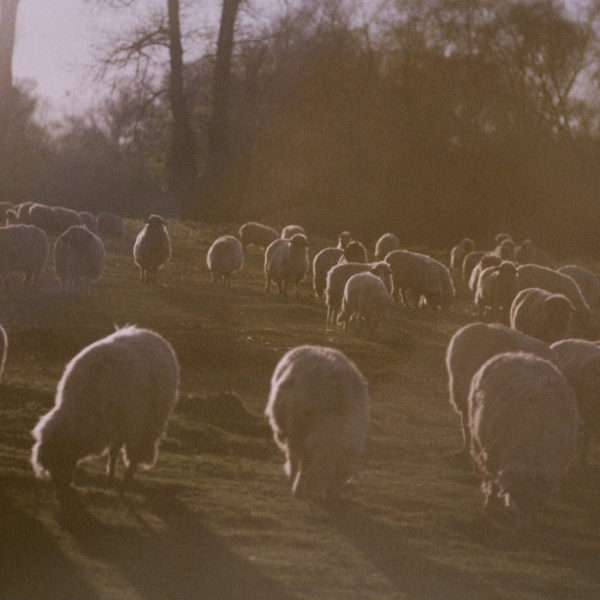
0, 0, 19, 143
195, 0, 242, 223
166, 0, 197, 219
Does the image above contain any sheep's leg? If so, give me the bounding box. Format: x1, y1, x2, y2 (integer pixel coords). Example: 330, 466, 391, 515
264, 277, 271, 294
106, 444, 122, 483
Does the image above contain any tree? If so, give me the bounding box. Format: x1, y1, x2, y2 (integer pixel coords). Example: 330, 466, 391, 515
0, 0, 20, 142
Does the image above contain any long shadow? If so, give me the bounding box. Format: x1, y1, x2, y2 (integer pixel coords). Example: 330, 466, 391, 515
60, 483, 298, 600
0, 489, 101, 600
322, 498, 596, 600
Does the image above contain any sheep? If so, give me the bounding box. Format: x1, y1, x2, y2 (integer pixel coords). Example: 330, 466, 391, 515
31, 326, 179, 492
468, 351, 579, 529
337, 231, 352, 250
0, 202, 14, 221
0, 323, 7, 384
29, 203, 60, 234
462, 250, 487, 284
97, 212, 124, 237
550, 338, 600, 468
558, 265, 600, 311
446, 322, 558, 455
0, 224, 49, 293
336, 272, 393, 336
54, 225, 105, 294
5, 209, 18, 225
493, 238, 517, 261
338, 240, 368, 264
429, 259, 456, 309
281, 225, 306, 240
450, 238, 475, 270
384, 250, 443, 309
495, 233, 512, 244
312, 247, 344, 299
265, 345, 369, 499
516, 239, 557, 269
52, 206, 82, 234
79, 211, 99, 234
474, 261, 519, 323
16, 201, 34, 224
510, 287, 575, 344
468, 254, 501, 293
133, 215, 172, 285
517, 264, 592, 332
206, 235, 244, 287
374, 233, 400, 262
264, 233, 309, 297
238, 222, 279, 251
325, 261, 392, 325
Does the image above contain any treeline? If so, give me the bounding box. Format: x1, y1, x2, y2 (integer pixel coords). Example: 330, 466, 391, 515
4, 0, 600, 253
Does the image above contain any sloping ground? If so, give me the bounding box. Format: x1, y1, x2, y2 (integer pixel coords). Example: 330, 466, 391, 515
0, 220, 598, 600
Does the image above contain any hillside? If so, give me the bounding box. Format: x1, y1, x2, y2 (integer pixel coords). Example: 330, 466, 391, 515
0, 220, 598, 600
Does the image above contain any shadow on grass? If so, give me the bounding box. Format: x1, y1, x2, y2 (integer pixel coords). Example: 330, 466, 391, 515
59, 483, 297, 600
0, 488, 100, 600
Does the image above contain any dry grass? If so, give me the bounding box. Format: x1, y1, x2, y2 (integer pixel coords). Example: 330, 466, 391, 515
0, 220, 598, 600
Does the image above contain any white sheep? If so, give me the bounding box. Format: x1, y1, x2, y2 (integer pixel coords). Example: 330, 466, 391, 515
312, 247, 344, 299
53, 207, 82, 233
557, 265, 600, 311
336, 271, 393, 336
517, 264, 592, 331
450, 238, 475, 270
384, 250, 443, 309
516, 240, 556, 269
16, 201, 34, 224
0, 224, 49, 293
54, 225, 105, 294
474, 261, 519, 323
238, 222, 279, 251
29, 203, 60, 234
264, 233, 309, 297
281, 225, 306, 240
31, 326, 179, 492
469, 351, 579, 529
493, 238, 517, 261
462, 250, 487, 284
206, 235, 244, 287
133, 215, 171, 285
265, 345, 369, 499
338, 240, 368, 264
97, 212, 124, 237
325, 261, 392, 325
337, 231, 352, 250
550, 338, 600, 468
510, 287, 575, 344
446, 322, 558, 454
468, 254, 501, 293
374, 233, 400, 262
79, 211, 99, 234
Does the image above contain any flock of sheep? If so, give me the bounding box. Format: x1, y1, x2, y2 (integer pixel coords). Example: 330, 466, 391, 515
0, 203, 598, 533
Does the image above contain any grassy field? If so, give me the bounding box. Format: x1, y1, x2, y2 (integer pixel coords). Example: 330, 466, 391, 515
0, 219, 599, 600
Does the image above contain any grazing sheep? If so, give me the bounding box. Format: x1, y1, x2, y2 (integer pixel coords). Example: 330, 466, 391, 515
206, 235, 244, 287
450, 238, 475, 270
265, 345, 369, 499
374, 233, 400, 262
446, 322, 558, 454
312, 247, 344, 299
463, 250, 487, 284
429, 259, 456, 309
516, 240, 556, 269
495, 233, 512, 244
337, 231, 352, 250
31, 326, 179, 491
97, 212, 124, 238
338, 240, 368, 264
79, 211, 99, 234
0, 323, 7, 384
510, 287, 575, 344
29, 203, 60, 234
469, 351, 579, 529
550, 339, 600, 468
0, 224, 49, 292
53, 207, 82, 233
337, 272, 393, 336
517, 264, 592, 331
474, 261, 519, 323
264, 234, 309, 297
133, 215, 171, 285
325, 261, 392, 325
54, 225, 105, 294
468, 254, 502, 293
16, 201, 34, 224
385, 250, 443, 309
5, 209, 18, 225
493, 238, 517, 261
281, 225, 306, 240
238, 222, 279, 251
558, 265, 600, 311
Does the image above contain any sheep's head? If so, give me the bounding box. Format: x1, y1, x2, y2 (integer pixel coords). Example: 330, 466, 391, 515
144, 215, 167, 228
479, 254, 502, 270
495, 232, 511, 244
498, 239, 516, 260
337, 231, 352, 250
461, 238, 475, 253
290, 233, 308, 248
343, 241, 367, 263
